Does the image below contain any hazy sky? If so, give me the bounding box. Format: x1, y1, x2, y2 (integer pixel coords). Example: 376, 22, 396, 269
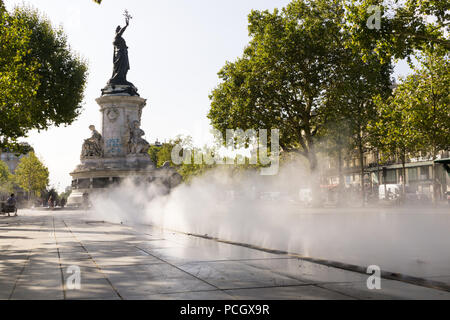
5, 0, 411, 191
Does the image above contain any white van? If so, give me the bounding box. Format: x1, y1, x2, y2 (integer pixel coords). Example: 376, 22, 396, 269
298, 188, 313, 206
379, 184, 401, 200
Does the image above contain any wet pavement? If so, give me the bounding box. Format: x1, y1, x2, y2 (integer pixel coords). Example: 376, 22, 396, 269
1, 210, 449, 300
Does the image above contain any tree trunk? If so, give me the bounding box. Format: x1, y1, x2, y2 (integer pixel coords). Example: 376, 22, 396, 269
431, 145, 438, 206
308, 146, 322, 208
301, 126, 322, 208
429, 51, 438, 206
432, 160, 437, 206
376, 149, 381, 198
358, 139, 365, 207
337, 147, 345, 207
402, 161, 406, 191
401, 152, 406, 206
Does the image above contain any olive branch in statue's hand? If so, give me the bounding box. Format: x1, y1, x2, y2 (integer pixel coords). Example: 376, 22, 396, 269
124, 10, 132, 26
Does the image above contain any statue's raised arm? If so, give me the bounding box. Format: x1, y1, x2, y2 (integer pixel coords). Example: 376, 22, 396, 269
120, 10, 131, 35
117, 16, 129, 37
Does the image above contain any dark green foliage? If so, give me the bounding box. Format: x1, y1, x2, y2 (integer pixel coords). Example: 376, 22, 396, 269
0, 6, 88, 150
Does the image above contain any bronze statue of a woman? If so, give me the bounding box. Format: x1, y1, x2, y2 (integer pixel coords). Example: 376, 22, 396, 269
103, 10, 138, 96
109, 14, 130, 85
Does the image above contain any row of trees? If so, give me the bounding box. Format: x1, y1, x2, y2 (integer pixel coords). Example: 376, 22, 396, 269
208, 0, 449, 205
0, 152, 49, 200
0, 152, 49, 201
371, 48, 449, 193
148, 137, 218, 182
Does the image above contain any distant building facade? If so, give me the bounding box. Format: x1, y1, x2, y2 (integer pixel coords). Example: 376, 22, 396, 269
321, 149, 450, 201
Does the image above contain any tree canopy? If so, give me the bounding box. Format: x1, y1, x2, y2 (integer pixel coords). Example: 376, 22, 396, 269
14, 152, 49, 197
345, 0, 449, 62
0, 6, 87, 151
209, 0, 352, 172
392, 48, 450, 158
0, 160, 13, 195
369, 47, 449, 200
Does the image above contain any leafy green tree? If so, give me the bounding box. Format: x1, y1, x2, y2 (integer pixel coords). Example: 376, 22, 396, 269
326, 43, 393, 204
155, 136, 194, 168
370, 48, 449, 201
156, 140, 180, 168
209, 0, 394, 205
13, 152, 49, 199
147, 145, 161, 165
155, 143, 173, 167
0, 159, 13, 195
370, 93, 421, 193
409, 48, 450, 160
0, 160, 11, 182
43, 187, 58, 206
320, 117, 353, 205
59, 189, 72, 205
345, 0, 449, 63
0, 6, 87, 150
209, 1, 349, 200
178, 159, 212, 182
147, 136, 220, 181
405, 48, 449, 201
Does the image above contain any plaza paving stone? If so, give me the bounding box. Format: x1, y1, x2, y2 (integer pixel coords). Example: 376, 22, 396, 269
0, 210, 449, 300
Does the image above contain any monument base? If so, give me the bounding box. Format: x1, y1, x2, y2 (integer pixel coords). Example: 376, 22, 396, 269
75, 154, 155, 172
67, 162, 182, 208
101, 83, 139, 97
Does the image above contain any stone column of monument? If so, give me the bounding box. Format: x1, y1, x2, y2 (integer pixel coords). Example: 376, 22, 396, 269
67, 11, 181, 207
97, 94, 151, 167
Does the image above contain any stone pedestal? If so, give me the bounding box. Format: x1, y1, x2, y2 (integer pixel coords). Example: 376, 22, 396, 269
67, 93, 181, 207
97, 95, 147, 159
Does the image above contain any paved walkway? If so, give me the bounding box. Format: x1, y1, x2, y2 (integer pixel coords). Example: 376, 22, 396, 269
1, 210, 450, 300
